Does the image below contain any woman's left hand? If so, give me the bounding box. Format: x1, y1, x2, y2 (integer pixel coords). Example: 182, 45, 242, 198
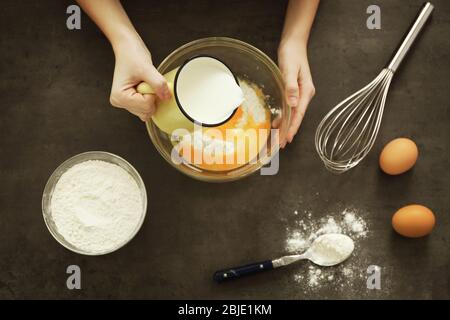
278, 40, 316, 148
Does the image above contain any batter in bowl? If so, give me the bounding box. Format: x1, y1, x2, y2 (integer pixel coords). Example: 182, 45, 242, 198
175, 79, 272, 171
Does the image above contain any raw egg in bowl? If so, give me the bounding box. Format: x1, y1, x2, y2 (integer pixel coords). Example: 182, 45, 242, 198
146, 37, 290, 182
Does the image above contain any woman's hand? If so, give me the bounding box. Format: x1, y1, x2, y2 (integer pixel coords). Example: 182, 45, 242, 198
278, 0, 319, 147
76, 0, 171, 122
110, 36, 171, 122
278, 40, 315, 147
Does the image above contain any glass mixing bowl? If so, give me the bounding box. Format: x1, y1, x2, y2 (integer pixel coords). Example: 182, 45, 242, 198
42, 151, 148, 255
147, 37, 290, 182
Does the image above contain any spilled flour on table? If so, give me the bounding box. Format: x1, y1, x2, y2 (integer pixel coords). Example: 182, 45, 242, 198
285, 208, 369, 291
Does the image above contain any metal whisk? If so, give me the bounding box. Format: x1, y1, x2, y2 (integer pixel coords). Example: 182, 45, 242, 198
315, 2, 434, 173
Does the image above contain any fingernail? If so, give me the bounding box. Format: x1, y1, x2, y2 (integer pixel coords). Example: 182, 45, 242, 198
288, 96, 298, 107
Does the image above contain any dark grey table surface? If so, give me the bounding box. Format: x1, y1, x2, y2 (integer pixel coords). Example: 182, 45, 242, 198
0, 0, 448, 299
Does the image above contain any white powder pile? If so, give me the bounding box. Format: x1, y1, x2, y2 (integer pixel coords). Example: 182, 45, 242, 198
50, 160, 144, 254
190, 130, 236, 155
286, 209, 368, 253
236, 80, 267, 126
308, 234, 354, 266
285, 208, 369, 291
308, 266, 322, 287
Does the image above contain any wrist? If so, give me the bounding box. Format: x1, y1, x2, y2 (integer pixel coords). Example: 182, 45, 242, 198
110, 27, 143, 54
278, 36, 308, 56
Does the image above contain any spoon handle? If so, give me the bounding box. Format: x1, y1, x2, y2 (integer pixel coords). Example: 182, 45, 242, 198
213, 260, 273, 283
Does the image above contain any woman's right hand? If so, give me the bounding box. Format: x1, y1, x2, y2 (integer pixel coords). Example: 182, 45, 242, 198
110, 36, 171, 122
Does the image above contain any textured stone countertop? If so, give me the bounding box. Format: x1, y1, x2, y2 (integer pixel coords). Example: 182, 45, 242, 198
0, 0, 448, 299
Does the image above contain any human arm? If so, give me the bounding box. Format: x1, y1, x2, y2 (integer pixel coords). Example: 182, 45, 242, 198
76, 0, 170, 121
278, 0, 319, 146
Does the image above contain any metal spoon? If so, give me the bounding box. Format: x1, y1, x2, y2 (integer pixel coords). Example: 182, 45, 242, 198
213, 234, 354, 282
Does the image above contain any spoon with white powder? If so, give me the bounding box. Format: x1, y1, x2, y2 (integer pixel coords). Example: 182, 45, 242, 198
213, 234, 354, 282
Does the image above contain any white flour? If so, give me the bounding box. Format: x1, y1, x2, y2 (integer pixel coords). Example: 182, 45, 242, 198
308, 234, 354, 266
286, 209, 367, 253
236, 80, 267, 126
50, 160, 143, 254
285, 208, 369, 290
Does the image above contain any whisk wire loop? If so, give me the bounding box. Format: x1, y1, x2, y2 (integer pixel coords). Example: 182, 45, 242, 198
315, 69, 393, 173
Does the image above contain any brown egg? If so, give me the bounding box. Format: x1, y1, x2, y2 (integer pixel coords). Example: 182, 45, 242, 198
392, 204, 435, 238
379, 138, 418, 175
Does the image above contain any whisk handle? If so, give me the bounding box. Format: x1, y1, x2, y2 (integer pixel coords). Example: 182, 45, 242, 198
387, 2, 434, 73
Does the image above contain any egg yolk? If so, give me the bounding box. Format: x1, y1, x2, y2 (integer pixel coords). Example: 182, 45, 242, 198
176, 82, 272, 172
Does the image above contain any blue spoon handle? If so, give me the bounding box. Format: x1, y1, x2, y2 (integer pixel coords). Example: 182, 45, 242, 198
213, 260, 274, 282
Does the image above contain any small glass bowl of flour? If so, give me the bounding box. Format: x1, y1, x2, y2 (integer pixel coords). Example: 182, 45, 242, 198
42, 151, 147, 255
